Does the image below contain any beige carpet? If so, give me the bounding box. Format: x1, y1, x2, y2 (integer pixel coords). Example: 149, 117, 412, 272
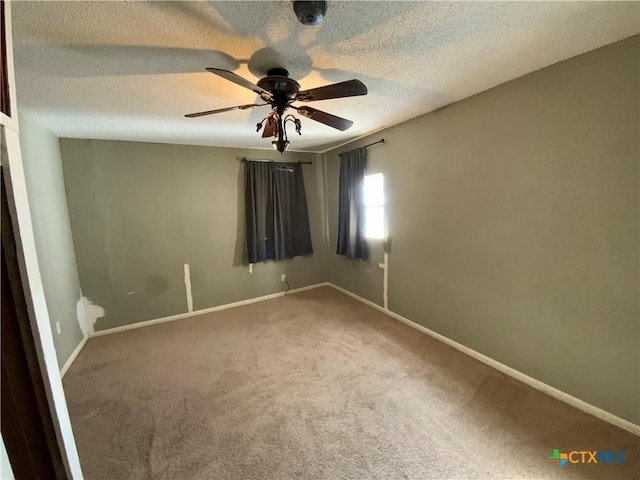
63, 287, 638, 479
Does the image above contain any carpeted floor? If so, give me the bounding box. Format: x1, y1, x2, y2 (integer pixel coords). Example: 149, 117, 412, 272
63, 287, 638, 479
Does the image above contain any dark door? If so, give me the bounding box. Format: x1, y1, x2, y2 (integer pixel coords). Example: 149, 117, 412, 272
1, 162, 68, 478
1, 0, 11, 117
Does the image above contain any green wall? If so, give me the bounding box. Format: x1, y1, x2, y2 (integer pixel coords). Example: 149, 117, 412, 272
60, 140, 329, 331
325, 36, 639, 424
18, 113, 85, 368
55, 36, 638, 425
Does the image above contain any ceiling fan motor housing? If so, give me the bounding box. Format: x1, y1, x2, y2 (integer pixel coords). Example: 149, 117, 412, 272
257, 69, 301, 104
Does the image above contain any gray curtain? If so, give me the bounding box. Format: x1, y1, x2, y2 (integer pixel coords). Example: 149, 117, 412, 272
244, 161, 313, 264
336, 147, 368, 260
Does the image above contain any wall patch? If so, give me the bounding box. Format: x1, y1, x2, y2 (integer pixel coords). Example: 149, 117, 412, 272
184, 264, 193, 313
76, 295, 105, 334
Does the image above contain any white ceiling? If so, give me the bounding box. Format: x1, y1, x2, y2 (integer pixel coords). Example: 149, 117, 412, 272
11, 1, 639, 152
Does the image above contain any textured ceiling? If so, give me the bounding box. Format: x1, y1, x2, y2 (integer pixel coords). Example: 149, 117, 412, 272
11, 1, 640, 152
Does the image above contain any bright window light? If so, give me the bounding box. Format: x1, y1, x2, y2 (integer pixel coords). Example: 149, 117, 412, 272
364, 173, 385, 239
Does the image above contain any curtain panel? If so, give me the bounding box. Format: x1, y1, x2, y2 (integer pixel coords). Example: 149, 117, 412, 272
244, 161, 313, 264
336, 147, 368, 260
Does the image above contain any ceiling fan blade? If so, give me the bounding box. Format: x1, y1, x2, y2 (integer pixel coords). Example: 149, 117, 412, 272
184, 103, 266, 118
295, 79, 367, 102
294, 106, 354, 131
262, 116, 277, 138
206, 68, 272, 101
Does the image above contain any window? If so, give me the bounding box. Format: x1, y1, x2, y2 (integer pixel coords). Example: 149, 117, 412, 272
244, 161, 313, 263
363, 173, 385, 239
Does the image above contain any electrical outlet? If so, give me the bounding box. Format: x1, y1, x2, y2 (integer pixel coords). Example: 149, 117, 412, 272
56, 321, 61, 335
281, 274, 287, 282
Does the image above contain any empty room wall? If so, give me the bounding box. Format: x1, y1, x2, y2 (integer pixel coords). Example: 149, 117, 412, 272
59, 140, 328, 331
325, 36, 639, 424
17, 113, 85, 367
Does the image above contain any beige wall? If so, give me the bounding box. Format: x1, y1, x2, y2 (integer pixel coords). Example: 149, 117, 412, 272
325, 36, 639, 424
18, 113, 85, 368
60, 139, 328, 331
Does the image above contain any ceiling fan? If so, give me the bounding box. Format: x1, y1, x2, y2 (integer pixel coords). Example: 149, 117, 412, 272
185, 67, 367, 152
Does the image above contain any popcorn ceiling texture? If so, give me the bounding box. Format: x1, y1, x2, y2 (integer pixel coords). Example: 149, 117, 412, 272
11, 1, 640, 151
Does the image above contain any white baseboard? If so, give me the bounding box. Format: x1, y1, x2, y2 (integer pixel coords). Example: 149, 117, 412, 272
327, 283, 640, 437
88, 282, 331, 338
66, 280, 639, 436
60, 334, 88, 378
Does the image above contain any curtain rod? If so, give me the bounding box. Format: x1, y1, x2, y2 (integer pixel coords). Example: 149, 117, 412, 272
339, 138, 384, 157
364, 138, 385, 149
240, 157, 312, 165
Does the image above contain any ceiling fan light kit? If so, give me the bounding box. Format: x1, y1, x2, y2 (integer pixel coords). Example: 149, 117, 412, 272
186, 66, 367, 153
272, 139, 290, 152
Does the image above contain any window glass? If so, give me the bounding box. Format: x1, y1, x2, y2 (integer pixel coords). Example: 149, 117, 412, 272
364, 173, 385, 239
